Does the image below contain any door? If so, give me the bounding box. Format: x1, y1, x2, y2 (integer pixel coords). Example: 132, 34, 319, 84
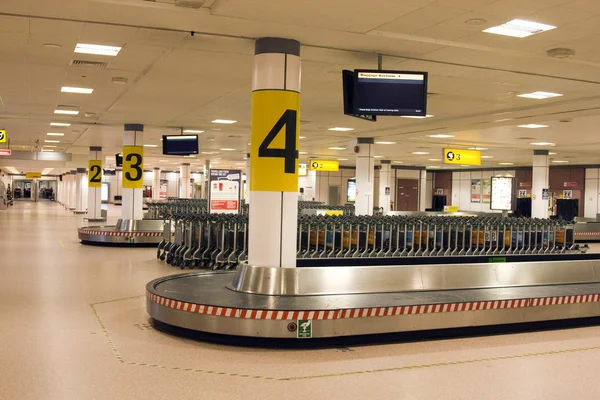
13, 180, 35, 201
328, 185, 340, 206
396, 179, 419, 211
38, 180, 56, 201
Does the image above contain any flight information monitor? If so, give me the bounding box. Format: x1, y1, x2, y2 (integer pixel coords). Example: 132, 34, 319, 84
352, 70, 428, 116
162, 135, 199, 155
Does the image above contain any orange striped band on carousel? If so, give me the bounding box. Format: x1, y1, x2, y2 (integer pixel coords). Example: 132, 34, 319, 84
146, 291, 600, 321
79, 230, 163, 237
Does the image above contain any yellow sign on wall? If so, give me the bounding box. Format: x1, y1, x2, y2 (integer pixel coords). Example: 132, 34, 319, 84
25, 172, 41, 179
250, 90, 300, 192
0, 129, 6, 143
88, 160, 103, 188
122, 145, 144, 189
443, 148, 481, 166
309, 160, 339, 172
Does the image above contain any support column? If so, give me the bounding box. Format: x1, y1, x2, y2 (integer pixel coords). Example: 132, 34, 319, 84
378, 160, 392, 215
69, 170, 77, 210
532, 149, 550, 219
203, 160, 210, 200
87, 146, 103, 220
245, 153, 251, 204
355, 137, 375, 216
249, 37, 301, 269
74, 167, 86, 214
122, 124, 144, 220
152, 168, 161, 200
180, 163, 191, 199
419, 169, 428, 212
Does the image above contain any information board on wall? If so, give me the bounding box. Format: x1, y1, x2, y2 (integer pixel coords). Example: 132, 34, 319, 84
347, 179, 357, 202
471, 179, 481, 203
159, 180, 168, 199
490, 177, 513, 211
482, 179, 491, 204
209, 169, 241, 214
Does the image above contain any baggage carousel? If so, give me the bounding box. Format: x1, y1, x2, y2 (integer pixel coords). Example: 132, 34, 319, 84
79, 218, 164, 246
147, 255, 600, 339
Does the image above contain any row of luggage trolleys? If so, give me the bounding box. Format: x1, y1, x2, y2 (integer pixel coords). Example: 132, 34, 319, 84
156, 212, 584, 269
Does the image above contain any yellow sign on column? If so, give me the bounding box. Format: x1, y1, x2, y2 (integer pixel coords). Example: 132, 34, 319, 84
88, 160, 103, 188
0, 129, 6, 143
122, 145, 144, 189
443, 148, 481, 166
309, 160, 339, 172
250, 90, 300, 192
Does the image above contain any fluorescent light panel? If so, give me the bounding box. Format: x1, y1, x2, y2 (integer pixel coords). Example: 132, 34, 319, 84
483, 19, 556, 38
412, 151, 429, 155
552, 160, 569, 163
45, 139, 60, 143
54, 110, 79, 115
47, 133, 64, 136
220, 148, 236, 151
143, 144, 158, 147
61, 87, 94, 94
427, 134, 454, 138
328, 147, 346, 150
328, 127, 354, 132
183, 129, 204, 133
211, 119, 237, 124
499, 162, 514, 165
376, 141, 396, 145
530, 142, 555, 146
50, 122, 71, 127
517, 91, 563, 99
401, 115, 433, 119
75, 43, 122, 56
519, 124, 548, 129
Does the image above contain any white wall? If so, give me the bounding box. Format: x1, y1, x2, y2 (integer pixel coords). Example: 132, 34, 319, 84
315, 168, 356, 205
452, 170, 516, 213
585, 168, 600, 219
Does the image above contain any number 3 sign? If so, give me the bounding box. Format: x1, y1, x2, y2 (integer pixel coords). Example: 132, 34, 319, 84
122, 145, 144, 189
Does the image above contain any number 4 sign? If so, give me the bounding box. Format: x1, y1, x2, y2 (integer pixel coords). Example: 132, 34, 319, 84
250, 90, 300, 192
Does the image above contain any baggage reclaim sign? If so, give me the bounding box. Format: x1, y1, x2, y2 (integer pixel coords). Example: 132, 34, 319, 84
309, 160, 339, 172
443, 148, 481, 166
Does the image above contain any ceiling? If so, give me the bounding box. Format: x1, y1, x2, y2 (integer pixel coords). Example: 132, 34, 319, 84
2, 0, 600, 174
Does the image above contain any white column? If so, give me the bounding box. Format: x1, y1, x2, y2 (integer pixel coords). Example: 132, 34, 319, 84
419, 169, 428, 212
203, 160, 210, 200
122, 124, 144, 220
248, 37, 301, 269
180, 163, 191, 199
74, 168, 86, 213
245, 153, 251, 204
69, 170, 77, 210
378, 160, 392, 215
355, 138, 375, 216
152, 168, 161, 200
532, 149, 550, 219
87, 146, 103, 220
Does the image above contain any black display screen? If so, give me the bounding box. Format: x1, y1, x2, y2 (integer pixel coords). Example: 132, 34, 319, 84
162, 135, 199, 155
115, 153, 123, 167
353, 70, 427, 116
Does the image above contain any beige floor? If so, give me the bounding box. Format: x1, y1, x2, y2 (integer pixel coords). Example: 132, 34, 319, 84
2, 201, 600, 400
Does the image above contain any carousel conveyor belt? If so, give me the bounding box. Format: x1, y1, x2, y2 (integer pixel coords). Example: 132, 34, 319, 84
146, 260, 600, 339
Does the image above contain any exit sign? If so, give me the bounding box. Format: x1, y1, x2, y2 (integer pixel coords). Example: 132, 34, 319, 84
0, 149, 11, 156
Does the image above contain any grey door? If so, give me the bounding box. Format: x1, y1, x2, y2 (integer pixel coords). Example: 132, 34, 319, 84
328, 185, 340, 206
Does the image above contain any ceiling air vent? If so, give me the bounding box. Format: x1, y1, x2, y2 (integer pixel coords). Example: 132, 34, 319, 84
175, 0, 205, 8
70, 59, 109, 69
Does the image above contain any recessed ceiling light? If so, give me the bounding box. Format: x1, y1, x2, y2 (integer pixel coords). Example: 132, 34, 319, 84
530, 142, 555, 146
299, 136, 306, 139
54, 110, 79, 115
483, 19, 556, 38
392, 161, 403, 164
211, 119, 237, 124
427, 166, 442, 169
111, 77, 128, 85
402, 115, 434, 119
159, 160, 169, 162
183, 129, 205, 134
426, 134, 454, 138
50, 122, 71, 127
220, 148, 236, 151
61, 87, 94, 94
328, 127, 354, 132
299, 151, 308, 155
201, 151, 218, 155
374, 156, 384, 158
44, 145, 57, 148
337, 158, 348, 161
45, 139, 60, 143
519, 124, 548, 129
460, 165, 471, 167
481, 156, 494, 159
329, 147, 346, 150
143, 144, 158, 148
499, 162, 514, 165
42, 149, 55, 152
468, 147, 488, 151
47, 133, 64, 136
465, 18, 487, 26
376, 141, 396, 145
552, 160, 569, 163
428, 158, 442, 162
494, 118, 513, 122
412, 151, 430, 155
517, 91, 563, 99
549, 152, 557, 155
75, 43, 122, 56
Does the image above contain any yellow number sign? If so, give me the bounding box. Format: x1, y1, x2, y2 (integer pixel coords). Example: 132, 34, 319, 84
250, 90, 300, 192
88, 160, 102, 188
0, 129, 6, 143
309, 160, 339, 172
122, 145, 144, 189
443, 148, 481, 166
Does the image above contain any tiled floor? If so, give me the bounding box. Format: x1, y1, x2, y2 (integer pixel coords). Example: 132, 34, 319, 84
2, 201, 600, 399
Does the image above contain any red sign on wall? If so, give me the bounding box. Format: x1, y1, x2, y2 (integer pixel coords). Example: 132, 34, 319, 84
0, 149, 11, 156
564, 182, 578, 188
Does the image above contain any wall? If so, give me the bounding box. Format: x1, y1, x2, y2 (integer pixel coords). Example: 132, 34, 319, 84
549, 167, 584, 218
315, 168, 356, 205
585, 168, 600, 219
451, 170, 516, 212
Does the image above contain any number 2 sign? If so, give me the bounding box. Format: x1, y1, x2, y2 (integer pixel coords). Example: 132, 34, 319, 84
122, 145, 144, 189
88, 160, 103, 188
250, 90, 299, 192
